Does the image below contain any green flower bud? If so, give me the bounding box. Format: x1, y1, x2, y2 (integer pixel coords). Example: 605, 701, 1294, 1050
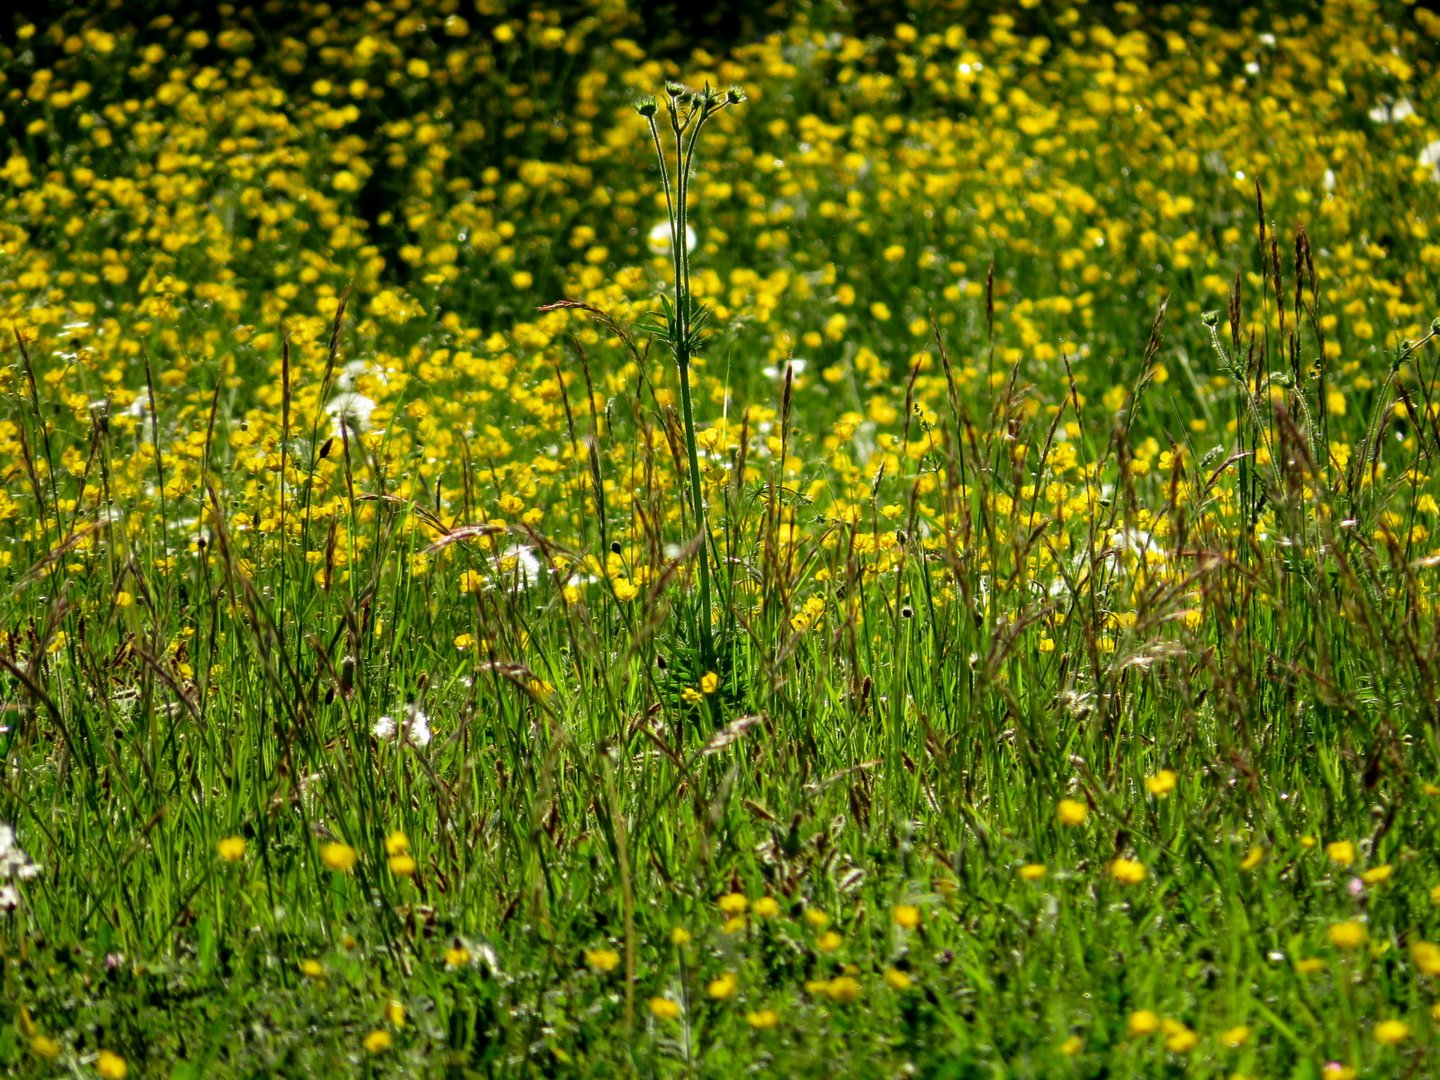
634, 96, 659, 119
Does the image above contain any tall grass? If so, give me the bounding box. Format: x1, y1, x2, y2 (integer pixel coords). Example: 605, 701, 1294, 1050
3, 2, 1440, 1076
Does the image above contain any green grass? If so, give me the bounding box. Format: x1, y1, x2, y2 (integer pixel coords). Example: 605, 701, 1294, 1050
3, 1, 1440, 1076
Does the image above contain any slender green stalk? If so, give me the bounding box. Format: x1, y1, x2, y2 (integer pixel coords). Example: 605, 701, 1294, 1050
637, 84, 744, 669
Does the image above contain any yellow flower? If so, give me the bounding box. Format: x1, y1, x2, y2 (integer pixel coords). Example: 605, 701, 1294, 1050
385, 999, 406, 1027
883, 967, 912, 991
1374, 1019, 1410, 1045
746, 1009, 780, 1029
1057, 798, 1088, 826
1145, 769, 1177, 797
826, 976, 861, 1003
1361, 864, 1392, 885
649, 997, 681, 1020
1128, 1010, 1160, 1036
753, 896, 781, 919
1221, 1024, 1252, 1048
217, 836, 247, 861
299, 959, 324, 979
1110, 858, 1147, 885
29, 1036, 60, 1059
1415, 942, 1440, 976
444, 946, 471, 968
1165, 1026, 1198, 1054
1431, 882, 1440, 905
1018, 863, 1047, 881
584, 948, 621, 973
1294, 957, 1326, 975
362, 1029, 392, 1054
718, 892, 749, 916
1240, 846, 1264, 871
320, 842, 357, 872
1059, 1035, 1083, 1056
700, 671, 720, 694
384, 831, 410, 856
1324, 840, 1356, 867
96, 1050, 128, 1079
707, 972, 738, 1000
893, 904, 921, 929
670, 927, 693, 946
816, 930, 844, 952
805, 908, 830, 929
681, 687, 704, 704
1327, 921, 1367, 949
388, 853, 417, 877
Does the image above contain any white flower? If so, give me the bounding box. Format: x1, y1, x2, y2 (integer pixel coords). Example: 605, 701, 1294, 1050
335, 359, 388, 393
1368, 97, 1415, 123
761, 358, 808, 380
0, 822, 39, 911
325, 392, 377, 436
373, 705, 431, 748
1419, 140, 1440, 183
852, 420, 877, 466
1112, 526, 1163, 557
646, 221, 697, 255
494, 545, 542, 590
126, 387, 160, 439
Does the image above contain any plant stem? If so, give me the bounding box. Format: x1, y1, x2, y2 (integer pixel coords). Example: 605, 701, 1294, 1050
649, 93, 719, 667
677, 346, 714, 666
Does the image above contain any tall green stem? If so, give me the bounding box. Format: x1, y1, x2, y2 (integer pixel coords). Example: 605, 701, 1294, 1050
639, 85, 743, 669
676, 336, 714, 666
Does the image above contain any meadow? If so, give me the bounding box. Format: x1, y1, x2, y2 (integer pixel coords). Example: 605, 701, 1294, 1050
2, 0, 1440, 1075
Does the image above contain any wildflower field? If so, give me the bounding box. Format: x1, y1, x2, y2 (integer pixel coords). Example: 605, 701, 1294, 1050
4, 0, 1440, 1075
